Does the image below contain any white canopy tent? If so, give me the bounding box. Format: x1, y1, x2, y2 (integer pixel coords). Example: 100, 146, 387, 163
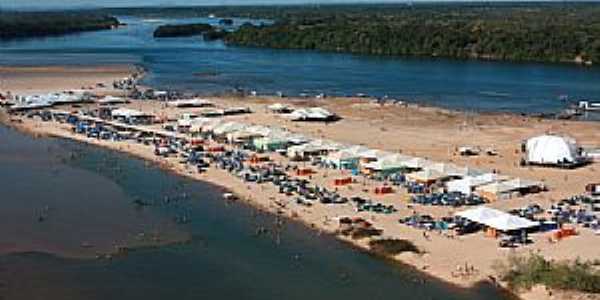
362, 152, 409, 171
362, 158, 405, 171
268, 103, 294, 113
98, 95, 128, 105
200, 119, 225, 132
287, 144, 320, 159
213, 122, 247, 136
426, 162, 469, 177
243, 125, 273, 137
199, 108, 225, 117
11, 92, 88, 110
486, 215, 540, 231
446, 173, 510, 195
325, 149, 361, 169
50, 93, 87, 104
288, 107, 336, 121
525, 135, 581, 165
475, 181, 519, 200
177, 118, 195, 128
111, 108, 151, 118
358, 149, 390, 161
341, 145, 371, 157
309, 139, 344, 152
503, 178, 544, 190
456, 206, 504, 221
167, 99, 213, 108
405, 169, 448, 183
401, 157, 431, 169
326, 150, 359, 162
283, 133, 309, 145
287, 139, 341, 159
188, 118, 220, 133
456, 206, 539, 231
227, 130, 263, 143
10, 96, 53, 110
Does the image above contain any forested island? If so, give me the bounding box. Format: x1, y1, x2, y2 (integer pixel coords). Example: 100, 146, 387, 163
0, 12, 119, 40
153, 23, 213, 38
2, 3, 600, 64
153, 23, 228, 40
105, 3, 600, 65
220, 3, 600, 65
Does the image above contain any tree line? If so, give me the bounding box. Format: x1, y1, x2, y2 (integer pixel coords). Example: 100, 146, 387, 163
218, 3, 600, 65
0, 12, 119, 40
153, 23, 214, 38
153, 23, 228, 41
3, 3, 600, 64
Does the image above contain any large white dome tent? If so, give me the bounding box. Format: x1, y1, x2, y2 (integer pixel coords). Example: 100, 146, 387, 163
524, 134, 585, 168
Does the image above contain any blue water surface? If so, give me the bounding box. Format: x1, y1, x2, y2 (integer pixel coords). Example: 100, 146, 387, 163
1, 16, 600, 115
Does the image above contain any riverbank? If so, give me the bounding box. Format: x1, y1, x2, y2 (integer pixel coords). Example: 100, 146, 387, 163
0, 65, 134, 96
2, 65, 600, 300
0, 106, 518, 300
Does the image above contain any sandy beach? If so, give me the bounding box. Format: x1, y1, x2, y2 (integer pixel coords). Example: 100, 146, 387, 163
2, 65, 600, 300
0, 65, 135, 95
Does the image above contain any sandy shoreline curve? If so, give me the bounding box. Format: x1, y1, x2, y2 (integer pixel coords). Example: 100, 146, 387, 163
2, 64, 600, 300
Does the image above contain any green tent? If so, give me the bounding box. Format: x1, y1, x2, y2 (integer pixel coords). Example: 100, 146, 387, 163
253, 137, 287, 152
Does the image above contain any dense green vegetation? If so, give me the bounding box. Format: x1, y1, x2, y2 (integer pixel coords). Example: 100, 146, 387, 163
202, 29, 228, 41
153, 23, 214, 38
0, 12, 119, 40
220, 3, 600, 64
3, 3, 600, 64
153, 23, 229, 40
495, 254, 600, 293
368, 239, 420, 256
105, 3, 600, 64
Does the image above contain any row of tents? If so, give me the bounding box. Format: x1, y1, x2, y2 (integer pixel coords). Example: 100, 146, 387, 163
179, 116, 544, 202
448, 175, 544, 201
268, 104, 338, 122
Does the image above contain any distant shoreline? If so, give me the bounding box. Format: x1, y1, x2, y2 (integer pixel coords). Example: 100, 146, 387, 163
3, 3, 600, 65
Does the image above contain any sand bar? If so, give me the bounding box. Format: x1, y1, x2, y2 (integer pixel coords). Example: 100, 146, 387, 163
2, 65, 600, 300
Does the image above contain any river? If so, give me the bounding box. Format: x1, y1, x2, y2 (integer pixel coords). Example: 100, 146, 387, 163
0, 124, 514, 299
0, 12, 597, 300
1, 16, 600, 116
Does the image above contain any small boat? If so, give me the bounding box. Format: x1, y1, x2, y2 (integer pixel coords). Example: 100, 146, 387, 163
223, 193, 238, 201
564, 108, 583, 116
578, 100, 600, 112
479, 91, 511, 98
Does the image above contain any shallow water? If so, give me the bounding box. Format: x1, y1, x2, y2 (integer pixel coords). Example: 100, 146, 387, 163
0, 125, 189, 257
0, 124, 514, 300
1, 16, 600, 117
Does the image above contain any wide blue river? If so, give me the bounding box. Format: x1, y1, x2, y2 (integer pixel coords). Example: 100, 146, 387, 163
1, 16, 600, 115
0, 16, 573, 299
